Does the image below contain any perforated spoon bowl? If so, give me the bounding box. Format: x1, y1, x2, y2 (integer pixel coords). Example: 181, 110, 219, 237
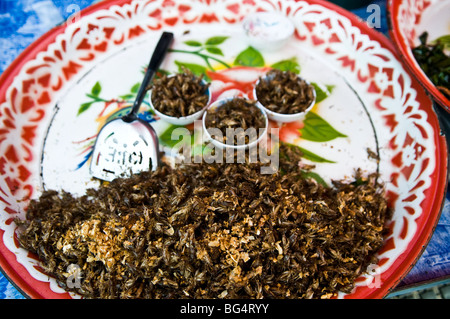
89, 31, 174, 181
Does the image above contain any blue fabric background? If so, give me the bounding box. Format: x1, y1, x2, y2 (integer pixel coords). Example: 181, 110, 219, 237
0, 0, 448, 299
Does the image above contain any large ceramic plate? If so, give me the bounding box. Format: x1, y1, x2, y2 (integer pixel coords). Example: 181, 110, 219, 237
388, 0, 450, 112
0, 0, 447, 299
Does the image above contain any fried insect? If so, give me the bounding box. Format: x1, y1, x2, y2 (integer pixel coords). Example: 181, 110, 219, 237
204, 98, 266, 145
16, 145, 390, 299
151, 69, 210, 117
255, 69, 315, 114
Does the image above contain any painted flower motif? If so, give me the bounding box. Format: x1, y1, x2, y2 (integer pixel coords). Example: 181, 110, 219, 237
0, 145, 32, 195
26, 79, 51, 103
374, 71, 390, 92
207, 66, 271, 101
120, 0, 191, 33
0, 158, 29, 183
398, 0, 432, 45
86, 28, 105, 46
269, 120, 303, 144
314, 22, 332, 41
75, 24, 113, 53
14, 78, 52, 113
21, 43, 84, 92
401, 144, 417, 166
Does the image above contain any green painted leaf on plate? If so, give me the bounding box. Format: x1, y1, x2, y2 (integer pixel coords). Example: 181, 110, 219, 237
234, 46, 265, 67
205, 46, 224, 56
271, 57, 301, 74
300, 112, 346, 142
311, 82, 334, 103
130, 82, 140, 93
77, 101, 93, 116
296, 145, 335, 163
119, 94, 135, 101
281, 142, 335, 164
184, 40, 203, 47
159, 124, 194, 148
205, 36, 229, 45
91, 81, 102, 96
300, 170, 328, 187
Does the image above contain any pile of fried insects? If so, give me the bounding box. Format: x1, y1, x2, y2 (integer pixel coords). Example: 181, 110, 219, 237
15, 144, 391, 299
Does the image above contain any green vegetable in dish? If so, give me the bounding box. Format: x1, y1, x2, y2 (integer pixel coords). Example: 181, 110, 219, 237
412, 32, 450, 98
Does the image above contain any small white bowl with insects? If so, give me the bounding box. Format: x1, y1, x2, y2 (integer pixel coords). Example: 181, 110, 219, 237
202, 97, 268, 151
149, 70, 211, 126
253, 69, 316, 123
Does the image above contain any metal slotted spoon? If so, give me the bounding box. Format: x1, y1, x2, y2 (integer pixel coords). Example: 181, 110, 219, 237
90, 31, 174, 181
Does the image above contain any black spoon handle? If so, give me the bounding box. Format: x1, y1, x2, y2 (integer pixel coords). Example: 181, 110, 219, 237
124, 31, 174, 122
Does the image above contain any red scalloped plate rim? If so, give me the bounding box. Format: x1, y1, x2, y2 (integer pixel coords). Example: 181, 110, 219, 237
387, 0, 450, 113
0, 0, 132, 300
315, 0, 448, 299
0, 0, 447, 299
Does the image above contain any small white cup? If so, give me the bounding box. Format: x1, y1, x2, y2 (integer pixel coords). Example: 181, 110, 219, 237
202, 97, 268, 150
253, 74, 316, 123
242, 12, 295, 51
149, 75, 211, 126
